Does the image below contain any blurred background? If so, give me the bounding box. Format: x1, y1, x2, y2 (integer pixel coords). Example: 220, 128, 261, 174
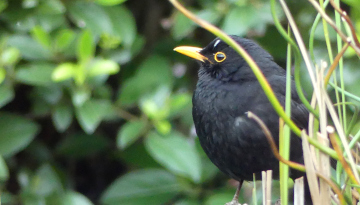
0, 0, 359, 204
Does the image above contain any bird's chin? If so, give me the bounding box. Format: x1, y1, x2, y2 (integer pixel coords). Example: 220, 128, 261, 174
199, 60, 212, 67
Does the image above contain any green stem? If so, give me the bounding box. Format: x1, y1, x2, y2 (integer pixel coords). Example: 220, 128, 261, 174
270, 0, 318, 118
279, 25, 292, 205
329, 82, 360, 102
319, 0, 343, 129
349, 128, 360, 150
309, 0, 330, 62
334, 0, 347, 134
345, 104, 358, 136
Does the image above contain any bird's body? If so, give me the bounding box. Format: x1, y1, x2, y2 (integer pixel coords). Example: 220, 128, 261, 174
174, 36, 310, 203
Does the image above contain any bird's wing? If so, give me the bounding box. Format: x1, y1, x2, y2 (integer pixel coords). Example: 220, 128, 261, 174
267, 74, 309, 129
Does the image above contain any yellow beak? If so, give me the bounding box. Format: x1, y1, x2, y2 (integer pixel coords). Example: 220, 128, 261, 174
173, 46, 208, 62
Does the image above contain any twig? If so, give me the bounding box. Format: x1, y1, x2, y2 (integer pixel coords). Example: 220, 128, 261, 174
294, 177, 304, 205
117, 109, 139, 121
262, 170, 273, 205
318, 132, 331, 204
327, 126, 360, 186
329, 0, 360, 48
323, 90, 360, 184
324, 40, 351, 86
278, 0, 320, 101
247, 112, 305, 172
308, 0, 360, 56
247, 112, 346, 204
301, 130, 320, 204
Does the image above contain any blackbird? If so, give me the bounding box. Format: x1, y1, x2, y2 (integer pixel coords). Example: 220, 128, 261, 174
174, 36, 310, 204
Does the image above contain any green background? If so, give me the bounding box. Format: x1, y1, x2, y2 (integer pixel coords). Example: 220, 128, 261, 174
0, 0, 359, 204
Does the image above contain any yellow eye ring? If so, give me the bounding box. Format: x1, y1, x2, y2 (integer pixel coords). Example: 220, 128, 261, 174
214, 52, 226, 62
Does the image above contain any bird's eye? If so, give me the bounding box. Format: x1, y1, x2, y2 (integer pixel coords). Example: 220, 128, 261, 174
214, 52, 226, 62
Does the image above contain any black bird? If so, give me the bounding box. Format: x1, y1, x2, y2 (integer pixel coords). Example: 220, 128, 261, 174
174, 36, 310, 204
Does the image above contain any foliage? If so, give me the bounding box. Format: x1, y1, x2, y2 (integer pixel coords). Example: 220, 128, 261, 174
0, 0, 359, 204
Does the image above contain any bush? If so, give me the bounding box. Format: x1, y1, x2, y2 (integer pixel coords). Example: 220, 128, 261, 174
0, 0, 360, 204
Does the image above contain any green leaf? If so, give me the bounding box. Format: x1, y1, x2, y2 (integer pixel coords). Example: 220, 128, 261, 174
0, 1, 7, 13
172, 9, 220, 40
140, 99, 158, 118
95, 0, 127, 6
0, 84, 15, 108
77, 30, 94, 62
52, 63, 75, 82
222, 6, 253, 36
37, 0, 65, 14
205, 192, 241, 205
0, 155, 9, 180
99, 33, 121, 49
100, 169, 181, 205
140, 86, 171, 120
29, 164, 63, 196
0, 113, 39, 157
174, 199, 199, 205
121, 143, 160, 168
21, 194, 45, 205
54, 29, 76, 52
75, 99, 112, 134
52, 104, 73, 132
16, 63, 55, 86
8, 35, 52, 60
154, 120, 171, 135
56, 133, 110, 159
22, 0, 39, 8
130, 35, 145, 57
117, 120, 146, 149
145, 132, 202, 183
104, 6, 136, 47
1, 47, 21, 66
62, 192, 94, 205
31, 25, 51, 49
1, 192, 15, 204
169, 93, 192, 117
68, 2, 113, 36
199, 154, 219, 183
0, 67, 5, 84
88, 59, 120, 77
221, 3, 273, 36
71, 87, 91, 106
119, 55, 173, 105
33, 85, 62, 104
171, 12, 194, 40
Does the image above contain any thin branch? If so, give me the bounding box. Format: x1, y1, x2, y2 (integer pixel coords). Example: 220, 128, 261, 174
278, 0, 320, 101
247, 112, 305, 172
328, 126, 358, 185
308, 0, 360, 56
323, 90, 360, 183
247, 111, 345, 204
329, 0, 360, 48
324, 41, 350, 86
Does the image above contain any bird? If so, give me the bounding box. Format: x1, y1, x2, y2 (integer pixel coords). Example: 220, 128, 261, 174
174, 36, 310, 204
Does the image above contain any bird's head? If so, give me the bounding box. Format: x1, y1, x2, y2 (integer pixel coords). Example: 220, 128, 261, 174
174, 36, 279, 82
